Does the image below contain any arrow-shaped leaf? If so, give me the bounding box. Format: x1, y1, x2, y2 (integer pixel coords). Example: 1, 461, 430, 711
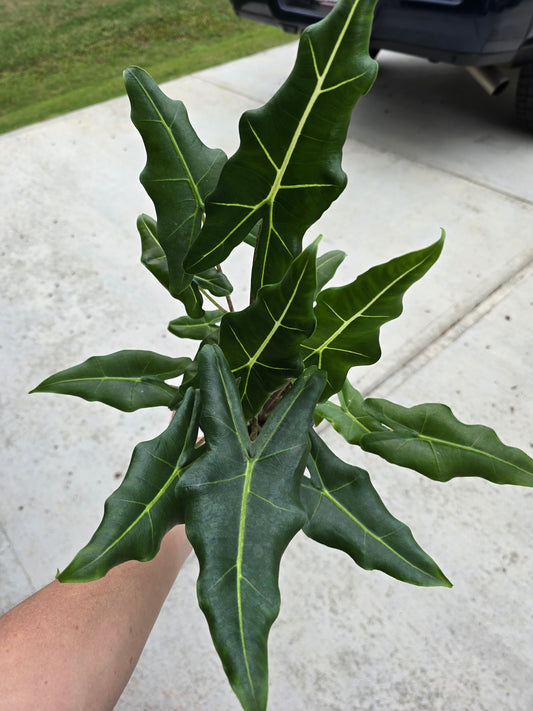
301, 430, 451, 586
31, 350, 191, 412
58, 388, 201, 582
301, 233, 444, 400
359, 397, 533, 487
125, 66, 226, 312
177, 345, 325, 711
184, 0, 379, 295
219, 238, 319, 419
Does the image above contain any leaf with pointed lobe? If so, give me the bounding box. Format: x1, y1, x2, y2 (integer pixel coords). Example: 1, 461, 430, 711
219, 238, 319, 419
58, 388, 201, 582
177, 345, 326, 711
125, 66, 226, 314
31, 350, 191, 412
184, 0, 379, 295
359, 397, 533, 487
301, 233, 444, 400
301, 430, 451, 587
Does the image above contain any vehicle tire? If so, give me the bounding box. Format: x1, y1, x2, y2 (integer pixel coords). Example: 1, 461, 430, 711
515, 63, 533, 130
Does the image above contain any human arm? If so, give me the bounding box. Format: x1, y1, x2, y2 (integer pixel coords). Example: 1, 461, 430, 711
0, 524, 191, 711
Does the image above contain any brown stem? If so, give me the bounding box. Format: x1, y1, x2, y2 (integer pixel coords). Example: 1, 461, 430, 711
248, 416, 261, 441
258, 381, 293, 427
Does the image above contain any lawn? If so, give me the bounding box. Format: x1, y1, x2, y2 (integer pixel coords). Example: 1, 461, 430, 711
0, 0, 293, 134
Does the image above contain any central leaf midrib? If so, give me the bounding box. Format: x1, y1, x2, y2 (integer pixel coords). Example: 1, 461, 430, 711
344, 409, 372, 434
134, 73, 204, 210
254, 1, 362, 289
310, 465, 434, 579
77, 457, 185, 574
50, 376, 170, 383
392, 431, 533, 478
269, 0, 361, 197
236, 257, 311, 400
236, 459, 256, 696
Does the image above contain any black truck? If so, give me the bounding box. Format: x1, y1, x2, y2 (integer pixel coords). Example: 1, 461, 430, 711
231, 0, 533, 129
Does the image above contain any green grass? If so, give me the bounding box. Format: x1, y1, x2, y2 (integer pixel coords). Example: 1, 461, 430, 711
1, 0, 293, 134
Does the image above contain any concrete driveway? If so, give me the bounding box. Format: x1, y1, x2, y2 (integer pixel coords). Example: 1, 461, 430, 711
1, 44, 532, 710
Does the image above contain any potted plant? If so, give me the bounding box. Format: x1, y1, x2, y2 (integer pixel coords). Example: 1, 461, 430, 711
31, 0, 532, 709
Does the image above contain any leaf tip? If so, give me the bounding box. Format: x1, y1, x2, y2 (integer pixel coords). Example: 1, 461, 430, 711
432, 567, 453, 589
420, 559, 452, 589
123, 66, 137, 84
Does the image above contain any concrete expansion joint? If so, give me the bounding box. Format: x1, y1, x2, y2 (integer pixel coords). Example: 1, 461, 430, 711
450, 174, 533, 208
194, 74, 267, 106
353, 141, 533, 209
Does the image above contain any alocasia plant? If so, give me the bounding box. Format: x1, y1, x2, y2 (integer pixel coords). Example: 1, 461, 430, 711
31, 0, 533, 708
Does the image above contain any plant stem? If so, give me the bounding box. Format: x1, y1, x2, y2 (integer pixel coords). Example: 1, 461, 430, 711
258, 381, 293, 426
216, 264, 234, 312
248, 416, 261, 441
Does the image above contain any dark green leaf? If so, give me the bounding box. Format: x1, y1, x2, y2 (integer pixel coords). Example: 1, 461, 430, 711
244, 220, 262, 248
31, 350, 191, 412
315, 379, 386, 444
301, 233, 444, 400
138, 213, 216, 308
168, 309, 224, 341
301, 430, 451, 587
184, 0, 379, 295
125, 66, 226, 313
137, 213, 169, 289
58, 388, 201, 582
315, 249, 346, 295
194, 268, 233, 297
219, 238, 319, 419
180, 280, 204, 318
360, 398, 533, 487
177, 345, 325, 711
